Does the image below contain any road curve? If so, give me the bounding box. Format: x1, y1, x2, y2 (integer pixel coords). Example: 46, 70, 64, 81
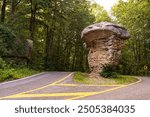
0, 72, 150, 100
82, 77, 150, 100
0, 72, 71, 98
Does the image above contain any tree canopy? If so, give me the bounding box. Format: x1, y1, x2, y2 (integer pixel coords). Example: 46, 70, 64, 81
0, 0, 149, 76
112, 0, 150, 75
0, 0, 110, 72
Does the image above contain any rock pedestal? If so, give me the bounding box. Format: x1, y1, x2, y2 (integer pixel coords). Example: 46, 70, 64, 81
81, 22, 130, 77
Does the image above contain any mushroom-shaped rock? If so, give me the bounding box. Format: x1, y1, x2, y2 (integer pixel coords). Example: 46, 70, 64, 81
81, 22, 130, 77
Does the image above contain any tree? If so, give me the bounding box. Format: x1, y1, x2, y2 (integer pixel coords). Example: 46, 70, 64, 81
0, 0, 112, 72
91, 3, 111, 22
112, 0, 150, 75
0, 0, 7, 23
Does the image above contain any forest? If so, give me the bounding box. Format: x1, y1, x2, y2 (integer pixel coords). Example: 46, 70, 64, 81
0, 0, 150, 82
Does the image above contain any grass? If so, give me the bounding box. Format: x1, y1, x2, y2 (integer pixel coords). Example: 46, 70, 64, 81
73, 72, 138, 85
0, 67, 40, 83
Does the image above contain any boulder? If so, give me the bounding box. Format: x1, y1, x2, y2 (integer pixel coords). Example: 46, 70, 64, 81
81, 22, 130, 77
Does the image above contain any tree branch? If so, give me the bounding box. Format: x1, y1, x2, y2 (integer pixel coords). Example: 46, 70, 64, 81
15, 0, 22, 7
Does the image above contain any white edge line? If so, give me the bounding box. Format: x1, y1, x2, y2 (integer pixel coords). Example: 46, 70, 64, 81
0, 72, 46, 85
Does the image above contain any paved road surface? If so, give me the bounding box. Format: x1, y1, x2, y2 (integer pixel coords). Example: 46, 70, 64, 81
0, 72, 71, 98
0, 72, 150, 100
82, 77, 150, 100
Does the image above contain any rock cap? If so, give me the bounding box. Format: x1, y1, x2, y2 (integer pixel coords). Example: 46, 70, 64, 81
81, 22, 130, 44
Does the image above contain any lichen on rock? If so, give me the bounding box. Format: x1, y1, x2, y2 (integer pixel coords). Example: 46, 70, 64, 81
81, 22, 130, 78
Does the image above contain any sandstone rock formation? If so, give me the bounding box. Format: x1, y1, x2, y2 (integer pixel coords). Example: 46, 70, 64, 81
81, 22, 130, 77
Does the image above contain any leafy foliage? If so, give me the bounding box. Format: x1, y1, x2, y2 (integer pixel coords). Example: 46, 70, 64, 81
0, 57, 39, 82
91, 3, 112, 22
1, 0, 149, 82
0, 66, 39, 82
0, 24, 25, 57
0, 57, 6, 69
112, 0, 150, 75
100, 64, 118, 78
0, 0, 113, 82
0, 0, 111, 72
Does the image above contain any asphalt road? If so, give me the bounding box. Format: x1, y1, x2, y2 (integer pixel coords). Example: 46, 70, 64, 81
0, 72, 150, 100
82, 77, 150, 100
0, 72, 72, 98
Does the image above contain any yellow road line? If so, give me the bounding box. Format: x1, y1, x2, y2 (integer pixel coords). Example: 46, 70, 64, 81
56, 84, 125, 87
66, 78, 142, 100
51, 72, 74, 85
55, 84, 78, 86
66, 86, 123, 100
0, 74, 142, 100
20, 72, 74, 94
0, 72, 74, 100
4, 92, 98, 99
66, 95, 91, 100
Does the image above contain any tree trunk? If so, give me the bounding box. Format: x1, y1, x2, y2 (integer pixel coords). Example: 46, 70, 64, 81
44, 26, 53, 69
1, 0, 7, 23
29, 0, 37, 41
10, 0, 16, 16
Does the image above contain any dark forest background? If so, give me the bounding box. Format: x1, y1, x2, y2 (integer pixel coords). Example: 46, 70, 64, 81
0, 0, 150, 77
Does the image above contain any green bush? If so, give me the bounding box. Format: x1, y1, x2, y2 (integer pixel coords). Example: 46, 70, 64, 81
100, 64, 118, 78
0, 58, 39, 82
0, 57, 7, 69
0, 66, 39, 82
0, 69, 17, 82
0, 24, 26, 57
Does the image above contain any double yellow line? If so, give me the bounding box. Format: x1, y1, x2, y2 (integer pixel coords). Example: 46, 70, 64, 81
66, 77, 142, 100
0, 73, 73, 100
0, 72, 142, 100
